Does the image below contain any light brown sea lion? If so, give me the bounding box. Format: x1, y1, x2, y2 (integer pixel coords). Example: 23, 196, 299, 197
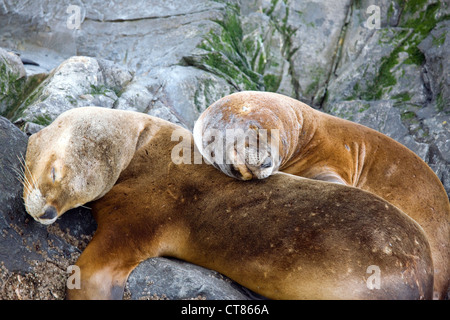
193, 91, 450, 299
23, 107, 434, 300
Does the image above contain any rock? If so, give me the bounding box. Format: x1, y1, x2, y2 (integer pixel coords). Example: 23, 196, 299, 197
0, 115, 28, 215
126, 257, 263, 300
11, 56, 134, 125
115, 66, 234, 129
418, 20, 450, 111
286, 0, 352, 105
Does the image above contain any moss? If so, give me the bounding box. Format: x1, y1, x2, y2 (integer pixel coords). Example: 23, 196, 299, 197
392, 92, 411, 102
376, 52, 398, 88
435, 92, 445, 112
402, 0, 428, 14
187, 0, 300, 93
432, 31, 446, 46
262, 0, 280, 17
20, 81, 46, 108
0, 57, 27, 117
65, 95, 78, 105
195, 7, 266, 90
401, 111, 416, 121
401, 3, 444, 64
358, 103, 371, 113
386, 2, 395, 23
10, 74, 48, 121
263, 74, 281, 92
33, 114, 52, 126
89, 84, 109, 95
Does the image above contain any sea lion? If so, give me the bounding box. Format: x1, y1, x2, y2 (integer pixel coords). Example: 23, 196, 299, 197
23, 107, 433, 300
193, 91, 450, 299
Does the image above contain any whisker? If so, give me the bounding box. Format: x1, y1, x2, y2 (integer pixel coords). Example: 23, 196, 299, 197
9, 156, 35, 198
10, 162, 31, 188
18, 154, 38, 189
78, 205, 91, 210
9, 165, 28, 188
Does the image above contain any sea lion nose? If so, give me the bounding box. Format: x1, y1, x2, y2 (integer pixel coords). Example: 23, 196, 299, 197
41, 206, 58, 220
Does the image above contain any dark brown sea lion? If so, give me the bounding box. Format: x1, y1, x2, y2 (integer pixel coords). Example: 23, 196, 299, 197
193, 91, 450, 299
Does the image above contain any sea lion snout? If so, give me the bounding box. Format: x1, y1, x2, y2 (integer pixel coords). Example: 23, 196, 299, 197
38, 205, 58, 224
23, 186, 59, 225
221, 144, 278, 180
41, 205, 58, 220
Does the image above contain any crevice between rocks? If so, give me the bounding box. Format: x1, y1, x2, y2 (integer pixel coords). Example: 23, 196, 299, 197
83, 8, 214, 23
317, 0, 354, 109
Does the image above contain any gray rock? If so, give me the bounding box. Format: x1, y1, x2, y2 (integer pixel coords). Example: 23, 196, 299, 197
0, 115, 28, 217
127, 257, 263, 300
287, 0, 352, 105
12, 55, 134, 125
418, 20, 450, 112
112, 65, 235, 129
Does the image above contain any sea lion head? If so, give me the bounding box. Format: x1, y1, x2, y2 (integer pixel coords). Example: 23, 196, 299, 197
22, 107, 151, 224
194, 91, 301, 180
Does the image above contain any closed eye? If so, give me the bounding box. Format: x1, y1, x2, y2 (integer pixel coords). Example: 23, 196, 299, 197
51, 167, 56, 183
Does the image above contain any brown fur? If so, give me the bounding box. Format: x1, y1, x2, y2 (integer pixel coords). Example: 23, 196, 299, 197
22, 108, 433, 299
193, 91, 450, 299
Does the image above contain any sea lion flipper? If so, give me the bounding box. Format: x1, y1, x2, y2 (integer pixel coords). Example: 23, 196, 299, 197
66, 231, 139, 300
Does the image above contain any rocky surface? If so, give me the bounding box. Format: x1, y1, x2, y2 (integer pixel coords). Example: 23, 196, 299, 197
0, 0, 448, 300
